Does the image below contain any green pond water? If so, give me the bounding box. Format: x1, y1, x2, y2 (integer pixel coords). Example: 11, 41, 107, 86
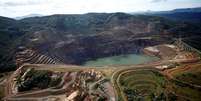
83, 54, 159, 66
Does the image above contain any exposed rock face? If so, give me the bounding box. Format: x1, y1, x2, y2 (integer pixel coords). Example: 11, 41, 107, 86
49, 35, 163, 64
1, 12, 200, 71
15, 13, 172, 65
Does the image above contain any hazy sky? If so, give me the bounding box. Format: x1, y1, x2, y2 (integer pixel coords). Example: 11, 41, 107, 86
0, 0, 201, 18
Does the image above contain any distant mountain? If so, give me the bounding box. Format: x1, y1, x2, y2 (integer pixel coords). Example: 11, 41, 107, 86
14, 14, 43, 20
153, 12, 201, 23
172, 7, 201, 13
133, 7, 201, 23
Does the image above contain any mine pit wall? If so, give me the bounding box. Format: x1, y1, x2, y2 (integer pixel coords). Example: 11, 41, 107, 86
16, 29, 170, 66
41, 38, 165, 65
